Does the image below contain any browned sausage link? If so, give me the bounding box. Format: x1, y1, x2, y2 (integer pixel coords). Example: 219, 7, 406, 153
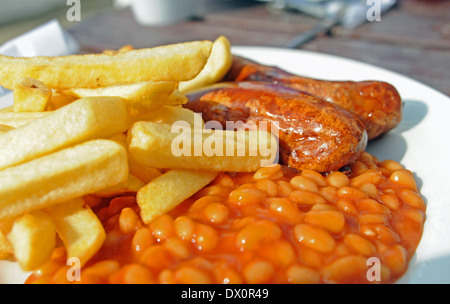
185, 81, 368, 173
224, 55, 402, 140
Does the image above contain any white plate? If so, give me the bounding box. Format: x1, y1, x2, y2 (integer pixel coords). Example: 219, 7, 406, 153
1, 47, 450, 284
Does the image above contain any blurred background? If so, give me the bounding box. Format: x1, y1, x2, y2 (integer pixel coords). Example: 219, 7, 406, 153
0, 0, 449, 95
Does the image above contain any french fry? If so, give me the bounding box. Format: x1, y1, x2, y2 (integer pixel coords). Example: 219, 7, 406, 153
137, 169, 218, 224
132, 105, 204, 128
0, 96, 130, 170
109, 132, 162, 184
60, 81, 180, 114
0, 124, 14, 133
47, 197, 106, 267
127, 121, 278, 172
0, 139, 128, 221
0, 229, 13, 260
6, 211, 56, 271
179, 36, 232, 94
0, 40, 213, 90
47, 91, 76, 110
0, 111, 47, 128
0, 106, 13, 112
93, 174, 145, 197
13, 77, 52, 112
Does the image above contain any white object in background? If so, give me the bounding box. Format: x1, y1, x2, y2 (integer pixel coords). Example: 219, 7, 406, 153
125, 0, 198, 26
0, 0, 64, 25
0, 19, 80, 102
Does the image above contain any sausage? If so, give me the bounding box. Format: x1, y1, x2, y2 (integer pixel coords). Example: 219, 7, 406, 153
185, 81, 368, 172
224, 55, 402, 140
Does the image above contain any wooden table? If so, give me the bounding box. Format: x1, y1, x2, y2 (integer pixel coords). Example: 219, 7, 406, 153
67, 0, 450, 96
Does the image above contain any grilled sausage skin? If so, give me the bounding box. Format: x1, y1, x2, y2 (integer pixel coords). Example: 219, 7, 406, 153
224, 55, 402, 140
185, 81, 368, 172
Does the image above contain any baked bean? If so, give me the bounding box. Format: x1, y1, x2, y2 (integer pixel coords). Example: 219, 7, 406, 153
326, 171, 350, 188
301, 170, 327, 187
286, 264, 321, 284
253, 164, 284, 180
381, 244, 408, 276
294, 224, 336, 253
195, 185, 230, 198
322, 255, 368, 284
131, 227, 154, 254
389, 170, 417, 189
351, 170, 382, 188
259, 240, 296, 267
203, 202, 229, 224
296, 245, 323, 268
175, 266, 212, 284
236, 220, 281, 251
243, 259, 275, 284
174, 216, 195, 240
310, 203, 335, 211
400, 189, 426, 210
359, 152, 374, 163
212, 263, 243, 284
140, 245, 173, 272
290, 176, 319, 193
343, 234, 377, 256
83, 260, 120, 279
149, 214, 174, 241
277, 180, 294, 197
228, 188, 267, 206
359, 183, 379, 198
380, 159, 403, 171
119, 207, 143, 234
351, 161, 369, 175
380, 194, 400, 210
337, 187, 368, 200
122, 263, 155, 284
268, 197, 304, 223
357, 198, 390, 215
164, 238, 190, 259
192, 223, 219, 252
336, 199, 358, 216
289, 190, 326, 205
189, 195, 222, 213
305, 210, 345, 234
256, 179, 279, 196
319, 186, 338, 203
158, 269, 175, 284
231, 216, 258, 230
212, 173, 235, 188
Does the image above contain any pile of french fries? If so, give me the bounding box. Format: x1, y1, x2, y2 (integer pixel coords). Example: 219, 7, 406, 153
0, 36, 277, 274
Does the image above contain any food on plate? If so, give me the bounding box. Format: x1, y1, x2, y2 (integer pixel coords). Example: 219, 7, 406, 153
25, 154, 425, 284
0, 96, 129, 170
58, 81, 183, 115
137, 169, 218, 224
47, 197, 106, 267
179, 35, 233, 94
5, 211, 56, 271
127, 120, 278, 172
132, 105, 204, 128
0, 124, 14, 133
0, 40, 212, 89
13, 77, 52, 112
225, 55, 403, 140
0, 111, 48, 128
0, 139, 128, 221
0, 37, 426, 285
185, 81, 367, 172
